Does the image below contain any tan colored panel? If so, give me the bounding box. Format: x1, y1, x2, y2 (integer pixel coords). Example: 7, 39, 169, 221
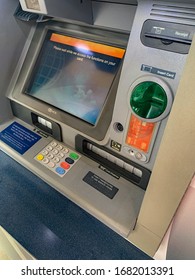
129, 36, 195, 256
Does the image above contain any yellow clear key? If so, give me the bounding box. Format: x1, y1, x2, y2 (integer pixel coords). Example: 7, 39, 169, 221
36, 154, 44, 161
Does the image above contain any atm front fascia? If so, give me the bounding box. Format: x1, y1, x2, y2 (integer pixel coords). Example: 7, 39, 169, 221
1, 0, 195, 258
5, 18, 148, 239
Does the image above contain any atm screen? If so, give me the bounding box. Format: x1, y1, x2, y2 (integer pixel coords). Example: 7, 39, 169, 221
25, 30, 125, 125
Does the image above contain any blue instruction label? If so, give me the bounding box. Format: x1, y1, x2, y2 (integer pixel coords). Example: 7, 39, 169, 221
0, 122, 41, 154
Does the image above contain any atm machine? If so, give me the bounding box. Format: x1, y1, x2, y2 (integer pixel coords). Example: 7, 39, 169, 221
0, 0, 195, 259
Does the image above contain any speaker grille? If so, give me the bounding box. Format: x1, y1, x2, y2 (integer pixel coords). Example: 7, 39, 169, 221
150, 1, 195, 24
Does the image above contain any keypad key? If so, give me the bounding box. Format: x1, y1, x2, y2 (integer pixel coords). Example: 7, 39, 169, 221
46, 145, 53, 151
42, 150, 49, 156
56, 145, 63, 150
58, 152, 65, 158
47, 154, 54, 160
69, 152, 79, 160
42, 158, 49, 164
60, 162, 70, 170
36, 154, 44, 161
65, 157, 74, 165
51, 149, 59, 155
53, 157, 60, 163
48, 161, 56, 168
62, 147, 69, 154
56, 167, 66, 175
51, 142, 58, 147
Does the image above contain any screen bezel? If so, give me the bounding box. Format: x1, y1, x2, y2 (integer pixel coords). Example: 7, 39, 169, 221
8, 21, 128, 141
24, 30, 125, 126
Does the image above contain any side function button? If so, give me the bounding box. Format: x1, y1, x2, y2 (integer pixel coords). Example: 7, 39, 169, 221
86, 142, 143, 178
124, 163, 134, 173
133, 168, 142, 178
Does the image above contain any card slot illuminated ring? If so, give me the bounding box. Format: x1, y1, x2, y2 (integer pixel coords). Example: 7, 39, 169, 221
128, 76, 173, 122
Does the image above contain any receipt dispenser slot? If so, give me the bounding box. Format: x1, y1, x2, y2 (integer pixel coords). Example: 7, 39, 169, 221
141, 20, 194, 54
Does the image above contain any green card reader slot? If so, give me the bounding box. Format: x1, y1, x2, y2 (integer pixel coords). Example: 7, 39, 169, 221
130, 81, 167, 119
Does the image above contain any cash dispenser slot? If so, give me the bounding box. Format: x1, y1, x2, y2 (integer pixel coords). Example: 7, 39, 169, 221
75, 135, 151, 190
141, 19, 194, 54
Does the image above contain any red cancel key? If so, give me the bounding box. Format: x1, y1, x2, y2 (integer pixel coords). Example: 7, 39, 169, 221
60, 162, 70, 170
